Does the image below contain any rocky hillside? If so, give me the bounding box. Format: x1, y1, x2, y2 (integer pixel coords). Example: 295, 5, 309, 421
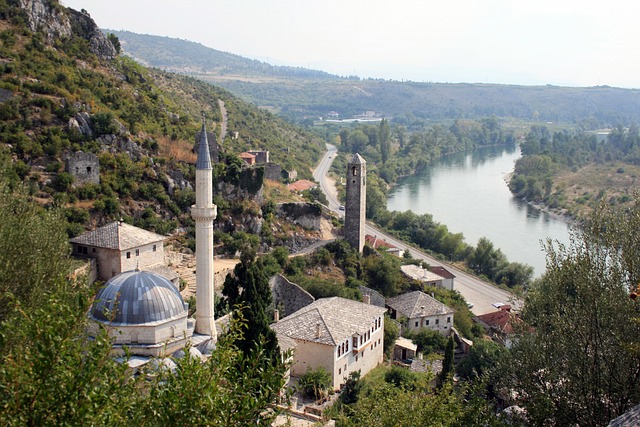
0, 0, 326, 252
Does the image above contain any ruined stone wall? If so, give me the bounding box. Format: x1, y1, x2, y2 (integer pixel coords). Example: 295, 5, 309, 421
65, 151, 99, 185
276, 202, 321, 231
270, 274, 315, 317
263, 162, 281, 181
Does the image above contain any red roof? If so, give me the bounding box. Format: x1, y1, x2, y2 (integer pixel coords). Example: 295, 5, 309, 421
429, 266, 456, 279
288, 179, 316, 192
365, 234, 397, 250
239, 152, 256, 159
476, 309, 519, 335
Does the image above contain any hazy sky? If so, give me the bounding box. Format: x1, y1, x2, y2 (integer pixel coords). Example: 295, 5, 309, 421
62, 0, 640, 88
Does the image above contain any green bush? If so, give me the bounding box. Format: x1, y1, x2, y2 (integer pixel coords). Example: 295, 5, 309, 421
299, 367, 332, 400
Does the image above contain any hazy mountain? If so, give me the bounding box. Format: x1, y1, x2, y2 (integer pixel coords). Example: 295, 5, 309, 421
111, 31, 640, 126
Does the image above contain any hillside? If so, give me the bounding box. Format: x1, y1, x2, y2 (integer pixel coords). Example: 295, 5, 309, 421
0, 1, 325, 250
112, 31, 640, 126
110, 30, 339, 80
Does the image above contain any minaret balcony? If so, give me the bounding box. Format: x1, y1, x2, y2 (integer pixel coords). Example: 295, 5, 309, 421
191, 205, 217, 221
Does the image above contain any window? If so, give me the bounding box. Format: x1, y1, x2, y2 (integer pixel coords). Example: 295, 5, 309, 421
426, 319, 430, 326
356, 355, 358, 362
370, 344, 373, 350
152, 244, 157, 252
126, 252, 131, 259
436, 319, 440, 325
135, 249, 140, 256
447, 317, 451, 323
339, 368, 342, 375
415, 321, 419, 327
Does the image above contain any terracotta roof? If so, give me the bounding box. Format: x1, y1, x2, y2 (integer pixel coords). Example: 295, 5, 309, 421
71, 221, 165, 250
386, 291, 454, 319
365, 234, 397, 250
429, 266, 456, 279
288, 179, 316, 192
475, 309, 519, 335
239, 152, 256, 159
271, 297, 386, 346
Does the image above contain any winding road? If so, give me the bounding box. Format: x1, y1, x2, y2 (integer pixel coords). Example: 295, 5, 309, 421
313, 144, 520, 315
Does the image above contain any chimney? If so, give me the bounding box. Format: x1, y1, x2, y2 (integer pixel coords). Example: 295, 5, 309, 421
363, 294, 371, 305
273, 309, 279, 322
315, 323, 321, 339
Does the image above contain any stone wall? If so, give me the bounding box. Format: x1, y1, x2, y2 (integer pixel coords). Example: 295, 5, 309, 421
270, 274, 315, 317
276, 202, 321, 231
263, 162, 281, 181
66, 151, 99, 185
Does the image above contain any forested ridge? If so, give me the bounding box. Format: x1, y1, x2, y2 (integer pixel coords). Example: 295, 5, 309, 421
113, 31, 640, 125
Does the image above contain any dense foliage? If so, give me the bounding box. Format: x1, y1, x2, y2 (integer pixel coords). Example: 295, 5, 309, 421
0, 173, 287, 426
502, 200, 640, 426
510, 124, 640, 217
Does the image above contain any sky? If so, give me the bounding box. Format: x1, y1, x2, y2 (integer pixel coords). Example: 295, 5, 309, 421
61, 0, 640, 88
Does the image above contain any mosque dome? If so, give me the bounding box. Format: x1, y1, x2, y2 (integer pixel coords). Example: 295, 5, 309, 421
90, 269, 187, 325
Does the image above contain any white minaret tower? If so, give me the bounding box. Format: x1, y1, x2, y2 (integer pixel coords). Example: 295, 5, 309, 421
192, 118, 217, 339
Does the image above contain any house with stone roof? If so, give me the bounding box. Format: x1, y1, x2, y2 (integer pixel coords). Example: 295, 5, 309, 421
400, 264, 446, 289
271, 296, 386, 390
70, 221, 178, 283
386, 290, 454, 335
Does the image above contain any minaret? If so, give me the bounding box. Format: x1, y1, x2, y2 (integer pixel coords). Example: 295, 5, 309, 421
192, 118, 217, 339
345, 153, 366, 253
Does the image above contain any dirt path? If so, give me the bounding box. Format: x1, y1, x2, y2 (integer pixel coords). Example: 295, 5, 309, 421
218, 99, 227, 141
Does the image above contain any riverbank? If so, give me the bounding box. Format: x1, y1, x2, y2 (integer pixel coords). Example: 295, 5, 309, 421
503, 172, 575, 227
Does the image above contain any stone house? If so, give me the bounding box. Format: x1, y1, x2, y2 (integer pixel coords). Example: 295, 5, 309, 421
401, 264, 446, 288
474, 305, 520, 348
386, 290, 454, 335
239, 152, 256, 165
271, 297, 386, 390
429, 266, 456, 290
70, 221, 178, 283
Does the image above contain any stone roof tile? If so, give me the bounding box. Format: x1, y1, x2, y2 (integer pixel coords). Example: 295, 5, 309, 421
387, 291, 454, 319
271, 297, 386, 346
70, 221, 165, 250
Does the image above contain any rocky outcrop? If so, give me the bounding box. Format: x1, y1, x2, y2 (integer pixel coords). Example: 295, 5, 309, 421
276, 202, 321, 230
17, 0, 116, 60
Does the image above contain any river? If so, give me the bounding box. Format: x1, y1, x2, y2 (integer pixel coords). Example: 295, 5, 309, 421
386, 145, 572, 277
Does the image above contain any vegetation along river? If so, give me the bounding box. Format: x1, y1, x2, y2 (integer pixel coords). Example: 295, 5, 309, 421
386, 145, 572, 277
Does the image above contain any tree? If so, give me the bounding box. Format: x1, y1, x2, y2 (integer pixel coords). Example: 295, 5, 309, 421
503, 200, 640, 426
457, 339, 506, 381
378, 118, 391, 163
298, 367, 332, 400
383, 314, 399, 358
340, 370, 362, 405
437, 336, 455, 386
221, 251, 280, 364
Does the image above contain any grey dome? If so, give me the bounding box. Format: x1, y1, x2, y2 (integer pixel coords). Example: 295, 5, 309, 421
90, 270, 187, 325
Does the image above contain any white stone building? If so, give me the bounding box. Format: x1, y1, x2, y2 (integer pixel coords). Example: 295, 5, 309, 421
271, 297, 386, 390
70, 221, 177, 283
386, 291, 454, 335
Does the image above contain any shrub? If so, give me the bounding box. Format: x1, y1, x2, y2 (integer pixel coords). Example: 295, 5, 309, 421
299, 367, 332, 400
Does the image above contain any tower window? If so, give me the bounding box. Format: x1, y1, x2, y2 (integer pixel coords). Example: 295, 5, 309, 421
352, 166, 358, 176
86, 166, 92, 173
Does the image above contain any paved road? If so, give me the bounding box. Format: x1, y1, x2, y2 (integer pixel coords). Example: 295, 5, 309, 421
312, 144, 520, 316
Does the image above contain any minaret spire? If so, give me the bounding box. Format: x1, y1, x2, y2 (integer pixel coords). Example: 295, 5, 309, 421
192, 117, 217, 339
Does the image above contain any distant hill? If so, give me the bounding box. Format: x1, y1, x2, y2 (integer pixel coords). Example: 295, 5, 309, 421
111, 31, 640, 126
109, 30, 340, 80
